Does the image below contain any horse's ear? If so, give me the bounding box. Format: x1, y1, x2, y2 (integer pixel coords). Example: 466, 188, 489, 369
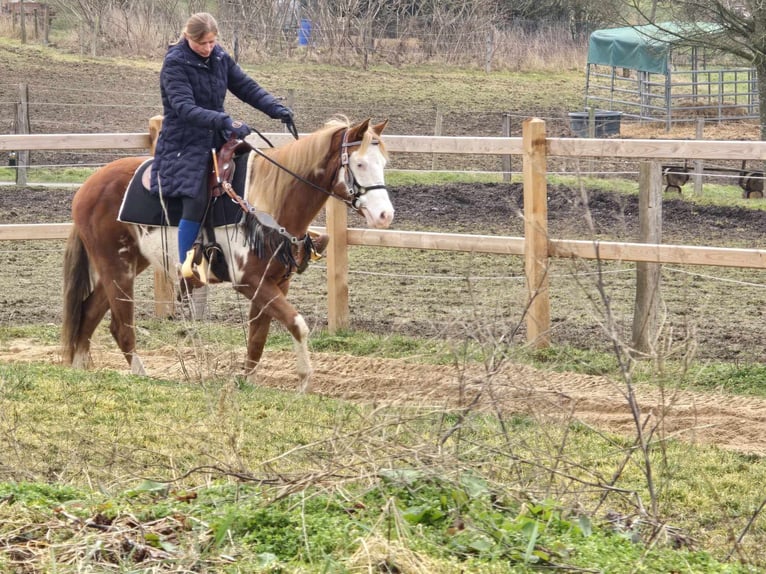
372, 119, 388, 135
351, 118, 371, 139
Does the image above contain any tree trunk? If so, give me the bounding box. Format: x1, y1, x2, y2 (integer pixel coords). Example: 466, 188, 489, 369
91, 13, 100, 58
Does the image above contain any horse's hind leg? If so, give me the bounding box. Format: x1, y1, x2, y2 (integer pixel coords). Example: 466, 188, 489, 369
70, 284, 111, 369
103, 278, 146, 375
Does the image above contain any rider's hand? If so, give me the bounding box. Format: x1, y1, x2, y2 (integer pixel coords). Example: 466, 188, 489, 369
275, 106, 297, 138
224, 117, 251, 139
274, 106, 294, 124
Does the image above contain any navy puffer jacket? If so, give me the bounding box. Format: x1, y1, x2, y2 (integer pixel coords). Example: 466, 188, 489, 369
150, 38, 286, 198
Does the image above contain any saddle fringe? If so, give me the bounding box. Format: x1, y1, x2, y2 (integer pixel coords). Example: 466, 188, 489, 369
242, 212, 313, 273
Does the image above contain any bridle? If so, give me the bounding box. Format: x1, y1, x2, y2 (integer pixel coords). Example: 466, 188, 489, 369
245, 126, 387, 212
338, 128, 388, 210
210, 124, 387, 278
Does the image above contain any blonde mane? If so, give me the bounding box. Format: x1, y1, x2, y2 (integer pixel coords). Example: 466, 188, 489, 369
247, 119, 344, 213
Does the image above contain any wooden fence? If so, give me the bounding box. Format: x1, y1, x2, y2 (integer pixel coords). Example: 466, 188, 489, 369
1, 120, 766, 351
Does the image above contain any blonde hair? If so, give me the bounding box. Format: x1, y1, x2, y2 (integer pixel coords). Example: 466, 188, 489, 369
182, 12, 218, 43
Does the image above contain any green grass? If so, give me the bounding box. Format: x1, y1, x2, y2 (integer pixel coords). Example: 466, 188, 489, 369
0, 166, 95, 185
1, 359, 765, 571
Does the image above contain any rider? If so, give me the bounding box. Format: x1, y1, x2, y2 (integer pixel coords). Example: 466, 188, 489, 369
151, 12, 314, 284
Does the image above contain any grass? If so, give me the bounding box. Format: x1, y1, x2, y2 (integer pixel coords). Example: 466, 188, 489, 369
1, 358, 765, 571
3, 35, 766, 572
0, 166, 96, 184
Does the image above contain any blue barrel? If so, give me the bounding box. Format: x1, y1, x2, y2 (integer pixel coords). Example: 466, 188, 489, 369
298, 19, 312, 46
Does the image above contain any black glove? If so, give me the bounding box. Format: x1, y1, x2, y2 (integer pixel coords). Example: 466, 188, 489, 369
275, 106, 294, 124
224, 117, 251, 139
275, 106, 297, 138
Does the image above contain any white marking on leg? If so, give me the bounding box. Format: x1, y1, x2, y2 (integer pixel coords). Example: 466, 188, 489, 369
71, 350, 91, 370
131, 354, 146, 376
293, 314, 312, 393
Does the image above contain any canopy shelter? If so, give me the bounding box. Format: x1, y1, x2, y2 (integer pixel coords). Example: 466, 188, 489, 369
581, 23, 757, 131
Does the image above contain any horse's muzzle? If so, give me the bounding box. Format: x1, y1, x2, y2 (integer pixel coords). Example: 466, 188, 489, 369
357, 187, 394, 229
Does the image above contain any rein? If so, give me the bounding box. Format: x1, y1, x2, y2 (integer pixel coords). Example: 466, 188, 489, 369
211, 125, 385, 259
244, 126, 386, 210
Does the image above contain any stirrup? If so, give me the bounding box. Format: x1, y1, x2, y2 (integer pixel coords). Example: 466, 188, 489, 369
181, 246, 209, 284
309, 232, 330, 261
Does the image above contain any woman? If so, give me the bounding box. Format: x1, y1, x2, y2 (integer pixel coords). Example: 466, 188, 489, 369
150, 12, 295, 278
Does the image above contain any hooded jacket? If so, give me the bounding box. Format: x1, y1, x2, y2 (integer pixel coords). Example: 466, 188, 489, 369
150, 38, 284, 198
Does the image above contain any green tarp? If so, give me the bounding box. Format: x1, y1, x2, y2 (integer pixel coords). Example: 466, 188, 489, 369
587, 22, 721, 75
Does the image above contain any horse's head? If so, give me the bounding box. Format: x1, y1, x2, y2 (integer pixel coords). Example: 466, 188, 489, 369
334, 119, 395, 229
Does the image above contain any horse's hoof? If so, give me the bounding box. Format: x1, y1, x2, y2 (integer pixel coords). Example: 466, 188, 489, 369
297, 374, 313, 394
131, 355, 146, 376
70, 351, 92, 370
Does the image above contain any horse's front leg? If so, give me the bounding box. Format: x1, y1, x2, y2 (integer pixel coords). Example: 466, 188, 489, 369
237, 279, 312, 392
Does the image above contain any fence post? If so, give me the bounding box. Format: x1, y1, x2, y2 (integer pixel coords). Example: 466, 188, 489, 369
502, 112, 512, 182
693, 117, 704, 196
286, 89, 295, 134
148, 115, 175, 318
431, 104, 443, 171
522, 117, 550, 348
15, 84, 30, 186
632, 161, 663, 355
19, 0, 27, 44
41, 4, 49, 45
326, 199, 349, 332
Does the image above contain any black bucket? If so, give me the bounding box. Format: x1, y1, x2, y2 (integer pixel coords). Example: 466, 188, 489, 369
568, 110, 622, 138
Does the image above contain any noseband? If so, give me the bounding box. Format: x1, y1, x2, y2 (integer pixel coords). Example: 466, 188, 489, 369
339, 129, 387, 210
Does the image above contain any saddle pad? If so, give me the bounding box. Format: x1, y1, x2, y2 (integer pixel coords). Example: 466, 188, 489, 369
117, 153, 251, 227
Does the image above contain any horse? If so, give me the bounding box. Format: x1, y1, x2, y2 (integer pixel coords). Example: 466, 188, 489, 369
61, 118, 394, 392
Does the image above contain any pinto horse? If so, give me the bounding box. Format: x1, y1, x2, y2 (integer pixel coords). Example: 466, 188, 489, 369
61, 118, 394, 392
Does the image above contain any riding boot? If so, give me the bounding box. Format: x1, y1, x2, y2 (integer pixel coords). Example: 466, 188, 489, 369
178, 218, 202, 268
178, 218, 205, 284
176, 264, 208, 320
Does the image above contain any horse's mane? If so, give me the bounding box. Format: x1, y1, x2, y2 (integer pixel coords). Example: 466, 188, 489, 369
246, 118, 387, 213
246, 119, 342, 212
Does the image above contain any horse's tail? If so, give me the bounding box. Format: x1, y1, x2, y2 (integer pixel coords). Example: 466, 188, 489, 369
61, 226, 93, 364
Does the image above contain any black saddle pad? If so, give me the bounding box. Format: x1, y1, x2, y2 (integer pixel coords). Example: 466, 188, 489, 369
117, 153, 251, 227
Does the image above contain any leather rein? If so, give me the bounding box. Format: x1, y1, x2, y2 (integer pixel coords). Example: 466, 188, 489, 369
241, 126, 386, 212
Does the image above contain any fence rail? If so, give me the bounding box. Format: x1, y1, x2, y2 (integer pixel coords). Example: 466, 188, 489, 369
1, 123, 765, 349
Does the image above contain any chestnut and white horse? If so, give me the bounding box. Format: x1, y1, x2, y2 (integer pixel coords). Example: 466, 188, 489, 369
61, 118, 394, 392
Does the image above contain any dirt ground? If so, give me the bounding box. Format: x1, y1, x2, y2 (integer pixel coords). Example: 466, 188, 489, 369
2, 44, 766, 457
2, 182, 766, 457
4, 337, 766, 457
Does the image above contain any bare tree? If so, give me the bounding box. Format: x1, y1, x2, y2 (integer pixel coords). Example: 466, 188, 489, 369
50, 0, 114, 56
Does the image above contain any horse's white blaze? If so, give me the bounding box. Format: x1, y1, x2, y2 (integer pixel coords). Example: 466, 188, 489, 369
349, 145, 394, 229
357, 187, 395, 229
293, 314, 312, 393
